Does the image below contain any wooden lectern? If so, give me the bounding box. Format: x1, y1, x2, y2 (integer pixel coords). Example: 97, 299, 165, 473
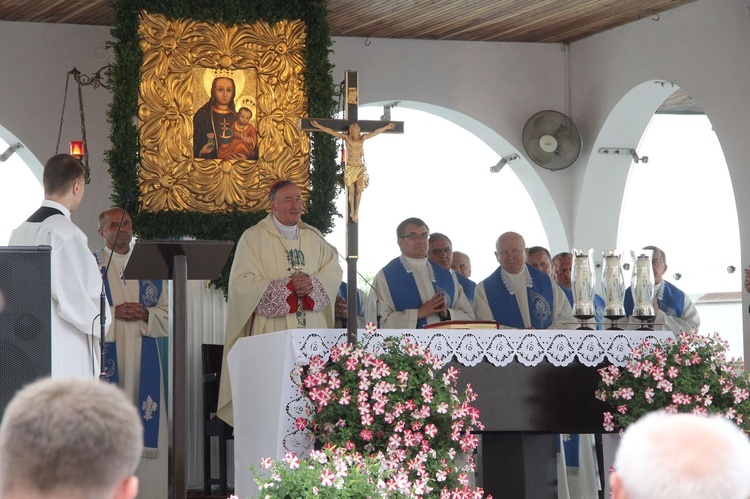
124, 240, 233, 499
455, 361, 609, 499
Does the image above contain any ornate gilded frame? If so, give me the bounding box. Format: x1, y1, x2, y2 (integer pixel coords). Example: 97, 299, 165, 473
137, 11, 310, 213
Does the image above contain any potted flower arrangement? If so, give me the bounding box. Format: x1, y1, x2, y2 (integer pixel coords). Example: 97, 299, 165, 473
291, 335, 488, 498
596, 330, 750, 433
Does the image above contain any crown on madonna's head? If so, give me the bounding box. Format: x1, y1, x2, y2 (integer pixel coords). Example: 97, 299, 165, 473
210, 68, 236, 79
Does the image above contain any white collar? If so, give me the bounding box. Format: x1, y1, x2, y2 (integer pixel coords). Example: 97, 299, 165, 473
41, 199, 71, 219
272, 214, 299, 240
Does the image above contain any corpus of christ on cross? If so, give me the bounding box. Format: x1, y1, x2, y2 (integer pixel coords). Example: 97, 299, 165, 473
300, 70, 404, 344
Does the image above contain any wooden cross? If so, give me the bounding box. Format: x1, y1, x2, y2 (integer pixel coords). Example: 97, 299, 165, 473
300, 70, 403, 344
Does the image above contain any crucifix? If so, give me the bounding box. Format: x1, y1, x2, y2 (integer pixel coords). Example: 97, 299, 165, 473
300, 70, 404, 344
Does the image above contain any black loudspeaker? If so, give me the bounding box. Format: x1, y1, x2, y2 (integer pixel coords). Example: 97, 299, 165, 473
0, 246, 52, 419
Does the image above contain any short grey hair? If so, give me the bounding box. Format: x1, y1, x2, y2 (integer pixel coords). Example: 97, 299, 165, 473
0, 377, 143, 498
614, 412, 750, 499
643, 245, 666, 265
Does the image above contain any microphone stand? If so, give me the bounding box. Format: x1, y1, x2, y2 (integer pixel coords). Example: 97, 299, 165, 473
99, 199, 131, 380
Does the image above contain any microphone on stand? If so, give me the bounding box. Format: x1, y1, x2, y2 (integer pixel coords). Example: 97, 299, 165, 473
98, 192, 133, 380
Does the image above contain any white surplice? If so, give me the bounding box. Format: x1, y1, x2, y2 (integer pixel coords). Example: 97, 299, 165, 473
9, 199, 110, 377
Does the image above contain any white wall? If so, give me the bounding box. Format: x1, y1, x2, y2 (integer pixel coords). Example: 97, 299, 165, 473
568, 0, 750, 358
0, 21, 114, 247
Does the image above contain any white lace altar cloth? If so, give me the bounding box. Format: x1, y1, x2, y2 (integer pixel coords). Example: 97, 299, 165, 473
227, 328, 674, 497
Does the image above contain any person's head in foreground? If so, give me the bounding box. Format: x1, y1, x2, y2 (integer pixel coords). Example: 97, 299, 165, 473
0, 377, 143, 499
611, 411, 750, 499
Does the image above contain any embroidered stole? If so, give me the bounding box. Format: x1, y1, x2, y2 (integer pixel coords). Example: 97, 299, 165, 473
382, 257, 455, 329
97, 251, 162, 458
624, 280, 685, 318
283, 241, 307, 327
483, 264, 554, 329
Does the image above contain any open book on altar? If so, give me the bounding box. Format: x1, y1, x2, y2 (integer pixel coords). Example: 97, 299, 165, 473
423, 320, 499, 330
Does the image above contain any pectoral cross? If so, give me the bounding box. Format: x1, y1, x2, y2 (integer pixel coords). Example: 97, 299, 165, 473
300, 71, 404, 343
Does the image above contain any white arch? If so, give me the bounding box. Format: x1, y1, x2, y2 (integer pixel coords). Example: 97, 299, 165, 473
368, 99, 569, 252
0, 123, 43, 181
575, 81, 679, 251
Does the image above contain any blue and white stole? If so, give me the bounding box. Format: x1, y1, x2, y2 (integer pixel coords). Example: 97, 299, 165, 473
624, 280, 685, 318
483, 264, 554, 329
96, 250, 162, 458
382, 256, 456, 329
455, 272, 476, 303
338, 281, 361, 316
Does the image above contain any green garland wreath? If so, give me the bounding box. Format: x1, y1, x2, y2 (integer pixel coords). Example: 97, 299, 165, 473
106, 0, 340, 294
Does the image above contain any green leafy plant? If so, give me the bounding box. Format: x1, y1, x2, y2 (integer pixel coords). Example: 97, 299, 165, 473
596, 330, 750, 432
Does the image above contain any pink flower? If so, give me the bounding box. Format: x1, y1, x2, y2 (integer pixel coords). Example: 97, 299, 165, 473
617, 405, 628, 414
360, 428, 373, 441
283, 452, 300, 469
460, 433, 479, 452
338, 389, 351, 405
645, 387, 655, 403
294, 417, 308, 430
424, 423, 438, 438
734, 387, 750, 404
620, 387, 634, 400
327, 374, 341, 390
421, 383, 434, 403
667, 366, 679, 379
672, 393, 692, 405
657, 379, 673, 392
260, 457, 273, 469
692, 406, 709, 416
320, 468, 335, 487
345, 357, 358, 371
360, 413, 373, 426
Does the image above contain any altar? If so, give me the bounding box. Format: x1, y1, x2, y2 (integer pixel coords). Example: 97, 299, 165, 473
227, 328, 674, 497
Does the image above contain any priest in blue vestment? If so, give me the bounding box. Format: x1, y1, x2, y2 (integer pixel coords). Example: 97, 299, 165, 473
550, 250, 606, 329
428, 233, 476, 303
368, 218, 474, 329
474, 232, 575, 329
623, 245, 700, 332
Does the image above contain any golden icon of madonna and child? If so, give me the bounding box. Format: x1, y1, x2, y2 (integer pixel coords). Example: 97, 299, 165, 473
193, 69, 259, 161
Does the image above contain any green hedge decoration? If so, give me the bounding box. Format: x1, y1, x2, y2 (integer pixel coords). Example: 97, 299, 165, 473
106, 0, 340, 295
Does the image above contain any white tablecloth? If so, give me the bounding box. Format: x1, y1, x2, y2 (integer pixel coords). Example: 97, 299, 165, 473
227, 328, 673, 497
